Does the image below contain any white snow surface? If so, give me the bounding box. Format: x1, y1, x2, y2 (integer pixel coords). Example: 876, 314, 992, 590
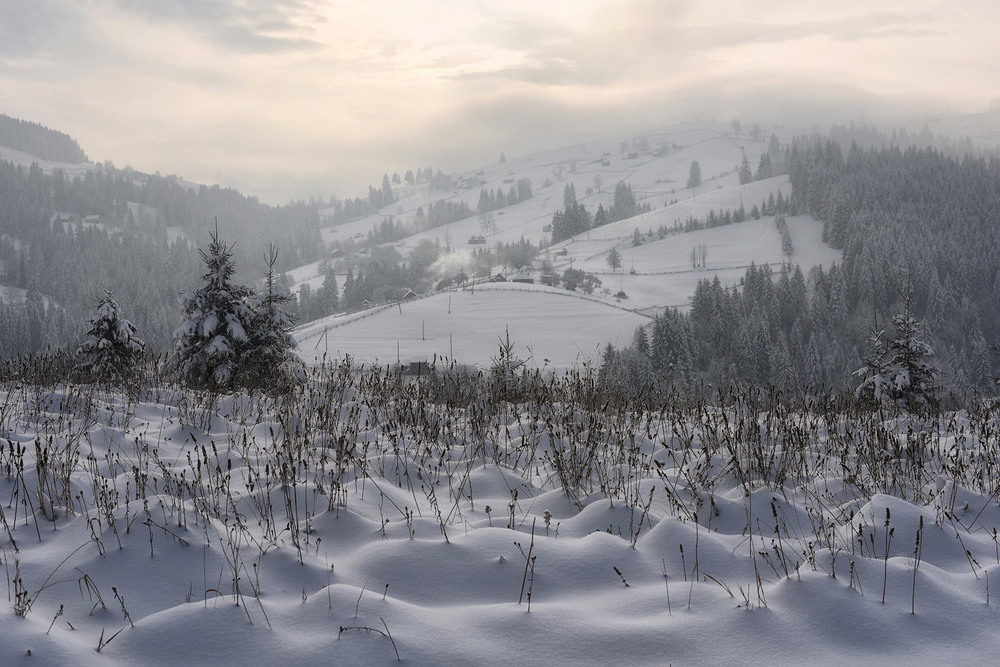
3, 382, 1000, 665
296, 285, 650, 369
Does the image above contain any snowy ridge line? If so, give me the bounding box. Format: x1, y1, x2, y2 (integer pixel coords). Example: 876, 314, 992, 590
461, 284, 652, 318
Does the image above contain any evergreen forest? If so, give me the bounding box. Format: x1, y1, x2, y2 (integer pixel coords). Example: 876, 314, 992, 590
601, 138, 1000, 402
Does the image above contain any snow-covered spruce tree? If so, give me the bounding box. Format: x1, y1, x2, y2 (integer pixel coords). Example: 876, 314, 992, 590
173, 231, 255, 391
886, 299, 939, 409
854, 320, 892, 404
855, 290, 938, 411
239, 245, 304, 391
74, 290, 145, 383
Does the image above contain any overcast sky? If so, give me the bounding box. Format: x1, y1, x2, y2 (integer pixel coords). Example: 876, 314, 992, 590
1, 0, 997, 204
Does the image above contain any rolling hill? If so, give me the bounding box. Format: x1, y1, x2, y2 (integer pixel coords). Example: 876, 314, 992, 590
293, 123, 841, 369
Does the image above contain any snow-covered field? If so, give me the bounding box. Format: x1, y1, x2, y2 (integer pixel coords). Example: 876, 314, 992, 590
296, 285, 650, 370
4, 374, 1000, 665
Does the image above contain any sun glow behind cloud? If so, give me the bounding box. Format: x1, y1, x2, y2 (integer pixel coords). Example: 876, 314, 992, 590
0, 0, 995, 203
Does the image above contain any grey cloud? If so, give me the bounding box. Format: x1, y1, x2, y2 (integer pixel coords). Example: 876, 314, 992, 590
0, 1, 241, 88
113, 0, 322, 53
657, 77, 948, 126
0, 1, 91, 58
696, 13, 942, 49
454, 8, 940, 89
453, 61, 618, 87
416, 76, 943, 169
105, 75, 956, 207
476, 18, 569, 53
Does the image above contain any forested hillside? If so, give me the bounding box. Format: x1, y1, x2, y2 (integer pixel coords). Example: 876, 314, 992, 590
604, 140, 1000, 401
0, 114, 88, 163
0, 158, 323, 354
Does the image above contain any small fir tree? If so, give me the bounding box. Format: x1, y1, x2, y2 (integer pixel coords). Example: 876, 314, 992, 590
855, 289, 938, 410
318, 266, 339, 316
687, 161, 702, 188
173, 230, 255, 390
594, 203, 608, 227
632, 325, 649, 357
241, 245, 304, 390
885, 300, 938, 409
74, 290, 144, 382
607, 247, 622, 273
738, 154, 753, 184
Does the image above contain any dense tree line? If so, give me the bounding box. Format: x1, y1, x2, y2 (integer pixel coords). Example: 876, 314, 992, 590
550, 181, 653, 243
551, 203, 591, 243
330, 167, 451, 225
550, 183, 591, 243
606, 182, 651, 223
789, 140, 1000, 389
367, 174, 396, 210
0, 114, 88, 163
329, 167, 454, 224
367, 215, 409, 244
338, 245, 427, 310
826, 122, 990, 161
415, 199, 474, 228
477, 178, 533, 214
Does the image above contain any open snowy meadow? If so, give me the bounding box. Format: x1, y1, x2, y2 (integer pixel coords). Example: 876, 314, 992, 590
3, 363, 1000, 665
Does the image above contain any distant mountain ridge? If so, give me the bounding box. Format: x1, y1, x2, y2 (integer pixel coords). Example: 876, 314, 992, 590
0, 113, 88, 164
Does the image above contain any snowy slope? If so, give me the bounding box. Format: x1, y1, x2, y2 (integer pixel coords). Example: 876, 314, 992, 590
295, 124, 840, 368
0, 145, 96, 180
